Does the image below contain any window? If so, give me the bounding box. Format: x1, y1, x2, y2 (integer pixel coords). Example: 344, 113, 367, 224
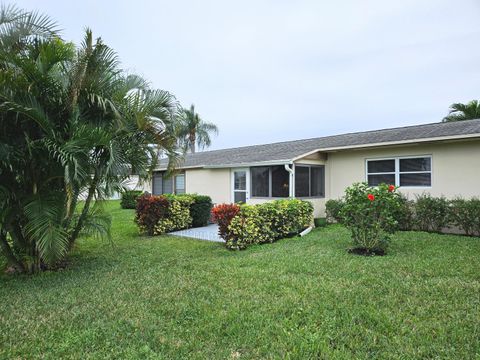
162, 176, 173, 194
366, 156, 431, 187
271, 165, 290, 197
175, 174, 185, 194
310, 166, 325, 197
295, 166, 310, 197
399, 157, 431, 186
250, 165, 290, 198
295, 165, 325, 197
366, 159, 395, 186
251, 167, 269, 197
152, 172, 185, 195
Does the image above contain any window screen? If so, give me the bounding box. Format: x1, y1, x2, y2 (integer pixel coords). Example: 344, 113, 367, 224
295, 166, 310, 197
399, 157, 431, 186
311, 166, 325, 197
271, 165, 289, 197
295, 165, 325, 197
251, 167, 269, 197
162, 176, 173, 194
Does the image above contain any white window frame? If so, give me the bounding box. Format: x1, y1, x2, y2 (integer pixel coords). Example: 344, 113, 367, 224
365, 155, 432, 188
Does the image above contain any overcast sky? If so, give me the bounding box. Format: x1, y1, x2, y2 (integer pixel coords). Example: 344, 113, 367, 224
13, 0, 480, 150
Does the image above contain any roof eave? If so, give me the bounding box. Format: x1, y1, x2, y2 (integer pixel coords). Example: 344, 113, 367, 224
154, 159, 294, 171
204, 159, 293, 169
292, 133, 480, 161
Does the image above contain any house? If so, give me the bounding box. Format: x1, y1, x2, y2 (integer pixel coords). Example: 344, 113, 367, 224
150, 120, 480, 217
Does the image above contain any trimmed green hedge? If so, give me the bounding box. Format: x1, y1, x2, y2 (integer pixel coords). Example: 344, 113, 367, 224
329, 189, 480, 237
213, 199, 314, 250
121, 190, 143, 209
135, 193, 213, 235
449, 198, 480, 236
185, 194, 213, 228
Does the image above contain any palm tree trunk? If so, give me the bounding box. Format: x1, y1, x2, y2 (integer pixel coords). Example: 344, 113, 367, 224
69, 172, 99, 246
64, 187, 80, 229
189, 133, 196, 153
0, 231, 25, 273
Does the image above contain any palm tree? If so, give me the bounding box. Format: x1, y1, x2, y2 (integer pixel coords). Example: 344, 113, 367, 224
442, 100, 480, 122
177, 104, 218, 153
0, 5, 181, 273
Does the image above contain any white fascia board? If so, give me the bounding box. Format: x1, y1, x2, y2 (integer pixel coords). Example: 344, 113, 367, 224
204, 159, 293, 169
292, 133, 480, 161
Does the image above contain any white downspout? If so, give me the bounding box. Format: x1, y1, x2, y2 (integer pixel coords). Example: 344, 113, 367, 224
284, 163, 294, 198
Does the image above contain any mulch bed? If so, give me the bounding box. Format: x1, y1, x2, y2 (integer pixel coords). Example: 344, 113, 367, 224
348, 247, 386, 256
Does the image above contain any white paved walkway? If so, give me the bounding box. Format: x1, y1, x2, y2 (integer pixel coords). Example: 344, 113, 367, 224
169, 224, 224, 242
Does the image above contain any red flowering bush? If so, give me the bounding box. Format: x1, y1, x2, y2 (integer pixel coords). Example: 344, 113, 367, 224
135, 194, 170, 236
211, 203, 240, 240
340, 182, 402, 255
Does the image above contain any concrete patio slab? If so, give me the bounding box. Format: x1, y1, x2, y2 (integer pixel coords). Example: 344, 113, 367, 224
169, 224, 224, 242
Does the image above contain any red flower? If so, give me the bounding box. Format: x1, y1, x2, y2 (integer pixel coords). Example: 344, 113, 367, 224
388, 185, 395, 192
367, 194, 375, 201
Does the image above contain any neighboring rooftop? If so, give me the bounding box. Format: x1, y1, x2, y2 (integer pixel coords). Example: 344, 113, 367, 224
158, 119, 480, 169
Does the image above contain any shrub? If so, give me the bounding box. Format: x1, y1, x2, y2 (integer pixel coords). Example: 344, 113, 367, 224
154, 195, 193, 234
340, 182, 402, 254
449, 198, 480, 236
228, 205, 266, 250
220, 199, 314, 250
325, 199, 344, 223
135, 194, 170, 236
414, 194, 449, 233
211, 203, 241, 240
272, 199, 314, 238
121, 190, 143, 209
396, 195, 415, 231
188, 194, 213, 227
135, 194, 193, 235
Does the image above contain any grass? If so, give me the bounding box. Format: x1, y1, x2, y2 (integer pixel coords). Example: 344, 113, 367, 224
1, 201, 479, 359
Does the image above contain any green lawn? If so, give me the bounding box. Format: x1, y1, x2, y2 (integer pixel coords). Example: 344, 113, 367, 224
1, 201, 479, 359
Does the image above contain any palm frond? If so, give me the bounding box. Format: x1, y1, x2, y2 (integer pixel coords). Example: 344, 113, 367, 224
24, 193, 68, 265
0, 5, 60, 51
75, 203, 111, 241
0, 95, 53, 133
443, 100, 480, 122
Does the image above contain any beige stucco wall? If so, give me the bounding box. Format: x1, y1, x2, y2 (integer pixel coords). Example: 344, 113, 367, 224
178, 139, 480, 219
327, 139, 480, 201
185, 168, 231, 204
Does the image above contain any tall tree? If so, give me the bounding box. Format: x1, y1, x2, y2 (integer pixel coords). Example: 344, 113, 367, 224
442, 100, 480, 122
177, 104, 218, 153
0, 5, 181, 273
